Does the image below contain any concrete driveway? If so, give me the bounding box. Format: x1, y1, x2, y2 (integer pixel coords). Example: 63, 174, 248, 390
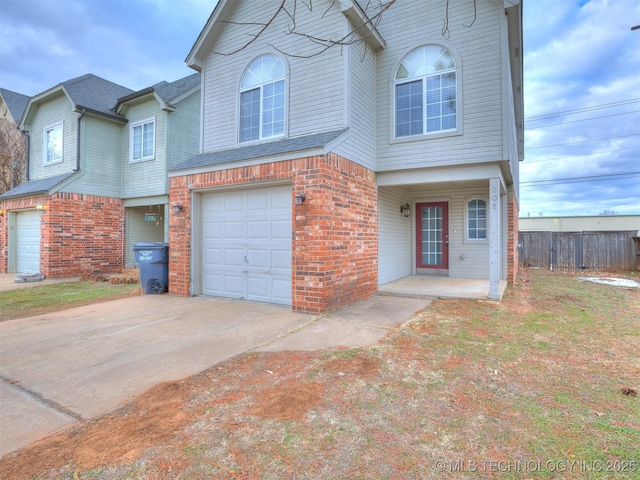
0, 291, 430, 457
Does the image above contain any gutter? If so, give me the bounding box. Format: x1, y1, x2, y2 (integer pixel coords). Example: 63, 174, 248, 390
75, 109, 85, 172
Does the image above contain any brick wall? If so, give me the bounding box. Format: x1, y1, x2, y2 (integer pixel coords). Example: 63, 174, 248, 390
0, 193, 125, 277
506, 184, 519, 284
169, 153, 378, 313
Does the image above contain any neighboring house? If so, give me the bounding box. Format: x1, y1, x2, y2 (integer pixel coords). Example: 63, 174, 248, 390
168, 0, 524, 313
0, 73, 200, 278
0, 88, 29, 193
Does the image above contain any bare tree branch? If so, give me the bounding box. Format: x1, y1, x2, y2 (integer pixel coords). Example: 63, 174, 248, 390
0, 119, 27, 194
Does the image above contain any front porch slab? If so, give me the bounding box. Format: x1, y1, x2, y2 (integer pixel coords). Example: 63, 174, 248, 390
378, 275, 507, 301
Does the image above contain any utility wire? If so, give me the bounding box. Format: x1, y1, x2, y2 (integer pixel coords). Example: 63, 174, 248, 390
526, 133, 639, 150
523, 146, 640, 163
525, 110, 640, 130
525, 98, 640, 121
521, 171, 640, 186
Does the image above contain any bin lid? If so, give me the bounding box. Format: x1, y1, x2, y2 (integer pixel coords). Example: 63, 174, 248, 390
132, 242, 169, 250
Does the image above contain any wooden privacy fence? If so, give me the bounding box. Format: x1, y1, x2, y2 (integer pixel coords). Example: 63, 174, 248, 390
519, 231, 639, 271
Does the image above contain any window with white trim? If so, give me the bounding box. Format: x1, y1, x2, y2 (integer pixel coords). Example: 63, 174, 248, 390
43, 123, 63, 165
130, 117, 155, 162
240, 54, 285, 142
395, 45, 457, 138
467, 198, 487, 240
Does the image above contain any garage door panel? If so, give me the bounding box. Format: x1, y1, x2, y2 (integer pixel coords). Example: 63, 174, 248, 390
202, 184, 292, 305
247, 220, 267, 239
224, 221, 244, 239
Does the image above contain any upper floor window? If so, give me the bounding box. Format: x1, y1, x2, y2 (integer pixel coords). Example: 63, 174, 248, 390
44, 123, 63, 165
130, 117, 155, 162
240, 54, 285, 143
467, 198, 487, 240
395, 45, 457, 138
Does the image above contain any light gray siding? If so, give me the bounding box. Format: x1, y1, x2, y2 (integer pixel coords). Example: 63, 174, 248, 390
378, 186, 412, 284
122, 99, 168, 198
62, 115, 123, 197
167, 91, 200, 170
25, 92, 77, 180
333, 29, 377, 170
201, 0, 346, 153
375, 0, 505, 171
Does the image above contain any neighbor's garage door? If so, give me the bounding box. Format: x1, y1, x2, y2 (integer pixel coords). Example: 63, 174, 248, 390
202, 184, 292, 305
16, 210, 41, 273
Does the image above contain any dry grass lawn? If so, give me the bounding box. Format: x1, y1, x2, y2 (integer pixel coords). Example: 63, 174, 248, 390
1, 268, 639, 479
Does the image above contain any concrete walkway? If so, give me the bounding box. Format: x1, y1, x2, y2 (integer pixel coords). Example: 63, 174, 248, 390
0, 292, 430, 457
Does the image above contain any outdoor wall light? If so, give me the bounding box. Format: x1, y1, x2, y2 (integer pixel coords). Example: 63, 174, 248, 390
172, 203, 183, 214
0, 209, 5, 217
294, 192, 306, 206
36, 202, 46, 214
400, 202, 411, 218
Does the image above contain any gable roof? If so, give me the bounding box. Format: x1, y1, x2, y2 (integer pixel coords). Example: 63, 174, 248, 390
170, 128, 349, 174
0, 88, 30, 124
21, 74, 133, 127
185, 0, 384, 71
115, 73, 201, 112
0, 172, 77, 200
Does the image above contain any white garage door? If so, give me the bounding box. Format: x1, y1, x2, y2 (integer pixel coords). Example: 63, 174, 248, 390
202, 184, 292, 305
16, 210, 41, 274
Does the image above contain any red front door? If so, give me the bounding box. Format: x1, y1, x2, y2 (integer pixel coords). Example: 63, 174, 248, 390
416, 202, 449, 270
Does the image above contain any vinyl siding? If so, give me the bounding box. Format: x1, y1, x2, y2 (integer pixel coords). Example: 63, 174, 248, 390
375, 0, 505, 171
333, 29, 377, 170
201, 0, 345, 153
25, 92, 77, 180
64, 115, 123, 197
122, 99, 168, 198
378, 186, 412, 284
167, 91, 200, 170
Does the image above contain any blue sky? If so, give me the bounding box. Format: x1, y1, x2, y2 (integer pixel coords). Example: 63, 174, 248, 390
1, 0, 638, 216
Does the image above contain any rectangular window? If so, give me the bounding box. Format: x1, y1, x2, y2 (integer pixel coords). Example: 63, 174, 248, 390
240, 80, 285, 142
44, 123, 63, 165
468, 199, 487, 240
130, 118, 155, 162
240, 89, 261, 142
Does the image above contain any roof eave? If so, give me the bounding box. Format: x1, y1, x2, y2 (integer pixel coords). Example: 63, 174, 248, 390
185, 0, 241, 69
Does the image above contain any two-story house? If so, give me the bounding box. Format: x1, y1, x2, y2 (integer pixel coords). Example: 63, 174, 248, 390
0, 73, 200, 278
168, 0, 523, 313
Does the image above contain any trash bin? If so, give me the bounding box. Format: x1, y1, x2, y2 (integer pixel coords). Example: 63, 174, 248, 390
132, 242, 169, 294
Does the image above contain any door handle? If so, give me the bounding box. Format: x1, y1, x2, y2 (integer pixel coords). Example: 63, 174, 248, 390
445, 234, 449, 246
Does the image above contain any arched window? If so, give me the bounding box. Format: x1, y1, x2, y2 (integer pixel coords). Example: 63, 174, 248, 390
395, 45, 457, 137
467, 198, 487, 240
240, 54, 286, 142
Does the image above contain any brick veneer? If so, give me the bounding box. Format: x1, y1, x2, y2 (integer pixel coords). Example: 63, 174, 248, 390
0, 193, 124, 278
168, 153, 378, 313
506, 184, 519, 284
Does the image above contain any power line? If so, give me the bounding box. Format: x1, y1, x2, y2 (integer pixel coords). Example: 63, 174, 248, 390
521, 171, 640, 186
525, 98, 640, 121
526, 133, 639, 150
524, 146, 640, 164
525, 110, 640, 130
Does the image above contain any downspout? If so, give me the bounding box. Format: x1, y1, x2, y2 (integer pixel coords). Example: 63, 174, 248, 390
74, 109, 85, 172
21, 130, 30, 181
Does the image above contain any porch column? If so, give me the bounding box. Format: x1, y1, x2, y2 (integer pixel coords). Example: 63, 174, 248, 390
489, 178, 501, 299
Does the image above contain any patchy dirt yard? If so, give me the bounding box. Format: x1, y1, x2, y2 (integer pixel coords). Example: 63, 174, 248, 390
1, 269, 638, 479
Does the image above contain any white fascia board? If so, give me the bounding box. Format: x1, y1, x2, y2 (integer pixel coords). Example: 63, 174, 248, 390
339, 0, 386, 51
377, 163, 505, 190
185, 0, 240, 69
